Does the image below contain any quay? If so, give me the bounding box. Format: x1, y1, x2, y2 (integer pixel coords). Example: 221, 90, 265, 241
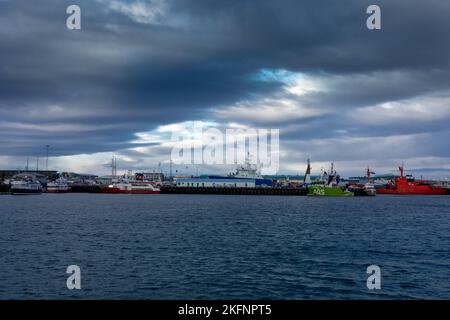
0, 184, 9, 194
69, 185, 102, 193
161, 186, 308, 196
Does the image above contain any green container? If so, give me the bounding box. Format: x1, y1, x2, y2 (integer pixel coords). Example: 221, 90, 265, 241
307, 185, 354, 197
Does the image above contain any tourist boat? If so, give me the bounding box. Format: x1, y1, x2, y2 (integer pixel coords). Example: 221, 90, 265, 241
46, 179, 71, 193
10, 179, 43, 195
102, 180, 160, 194
306, 162, 354, 197
376, 165, 447, 195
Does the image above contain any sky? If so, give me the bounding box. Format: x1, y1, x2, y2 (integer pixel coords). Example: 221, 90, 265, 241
1, 0, 450, 178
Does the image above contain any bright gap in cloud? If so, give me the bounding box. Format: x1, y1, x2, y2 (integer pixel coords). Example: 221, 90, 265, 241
99, 0, 168, 25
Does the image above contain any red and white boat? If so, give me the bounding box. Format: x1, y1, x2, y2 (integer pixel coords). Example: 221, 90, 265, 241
376, 165, 447, 195
102, 180, 160, 194
47, 179, 71, 193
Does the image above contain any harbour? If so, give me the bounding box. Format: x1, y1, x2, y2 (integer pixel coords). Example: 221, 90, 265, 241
1, 158, 449, 197
2, 0, 450, 307
160, 185, 308, 196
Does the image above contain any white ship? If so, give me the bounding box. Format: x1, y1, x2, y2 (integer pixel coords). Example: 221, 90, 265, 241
10, 179, 43, 195
208, 153, 273, 186
101, 181, 160, 194
46, 179, 71, 193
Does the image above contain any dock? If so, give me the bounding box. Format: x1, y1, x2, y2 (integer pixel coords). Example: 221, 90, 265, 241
69, 185, 102, 193
161, 186, 308, 196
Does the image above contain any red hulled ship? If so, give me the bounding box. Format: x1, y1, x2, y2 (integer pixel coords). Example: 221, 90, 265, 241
376, 165, 447, 195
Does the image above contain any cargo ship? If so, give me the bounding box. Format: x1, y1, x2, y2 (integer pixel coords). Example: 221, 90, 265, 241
376, 165, 447, 195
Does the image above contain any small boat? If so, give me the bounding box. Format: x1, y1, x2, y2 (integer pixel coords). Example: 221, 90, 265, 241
376, 165, 447, 195
47, 179, 71, 193
10, 179, 43, 195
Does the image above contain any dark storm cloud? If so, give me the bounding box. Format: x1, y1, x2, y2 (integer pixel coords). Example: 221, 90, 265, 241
169, 0, 450, 72
0, 0, 450, 163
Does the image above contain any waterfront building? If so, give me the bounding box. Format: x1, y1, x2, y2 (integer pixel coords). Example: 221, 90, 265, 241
139, 172, 164, 182
175, 178, 256, 188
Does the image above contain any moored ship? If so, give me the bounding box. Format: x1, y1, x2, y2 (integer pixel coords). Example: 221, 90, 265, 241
46, 179, 71, 193
207, 152, 273, 187
308, 185, 354, 197
10, 179, 43, 195
347, 168, 377, 196
306, 162, 354, 197
376, 165, 447, 195
102, 181, 160, 194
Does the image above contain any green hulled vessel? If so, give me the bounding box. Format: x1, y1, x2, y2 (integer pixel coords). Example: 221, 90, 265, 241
304, 161, 354, 197
307, 185, 354, 197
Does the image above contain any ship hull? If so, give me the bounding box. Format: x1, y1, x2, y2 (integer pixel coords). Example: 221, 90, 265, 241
101, 187, 160, 194
307, 185, 353, 197
376, 188, 447, 195
352, 188, 376, 196
11, 189, 42, 195
376, 166, 448, 195
207, 176, 273, 187
46, 189, 70, 193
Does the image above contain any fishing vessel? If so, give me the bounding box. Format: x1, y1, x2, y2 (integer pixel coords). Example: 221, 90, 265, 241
10, 179, 43, 195
46, 179, 71, 193
376, 165, 447, 195
307, 162, 354, 197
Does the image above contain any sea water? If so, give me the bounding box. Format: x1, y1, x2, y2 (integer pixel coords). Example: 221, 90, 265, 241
0, 194, 449, 299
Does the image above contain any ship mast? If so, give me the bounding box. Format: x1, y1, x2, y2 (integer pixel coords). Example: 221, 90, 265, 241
399, 164, 404, 177
111, 156, 117, 177
303, 159, 312, 184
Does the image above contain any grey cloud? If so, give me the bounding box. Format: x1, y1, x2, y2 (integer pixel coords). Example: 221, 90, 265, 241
0, 0, 449, 174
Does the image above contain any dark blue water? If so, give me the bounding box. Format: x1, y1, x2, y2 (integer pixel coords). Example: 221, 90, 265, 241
1, 194, 449, 299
